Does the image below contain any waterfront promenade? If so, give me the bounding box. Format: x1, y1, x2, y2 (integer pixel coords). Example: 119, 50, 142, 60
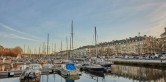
110, 58, 166, 63
110, 58, 166, 67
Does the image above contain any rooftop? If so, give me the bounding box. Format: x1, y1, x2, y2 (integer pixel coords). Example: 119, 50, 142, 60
161, 27, 166, 36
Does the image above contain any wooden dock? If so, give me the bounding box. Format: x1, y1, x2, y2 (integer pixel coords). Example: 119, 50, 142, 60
0, 68, 59, 79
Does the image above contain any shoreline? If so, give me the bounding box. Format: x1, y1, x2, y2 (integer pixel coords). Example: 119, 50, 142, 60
111, 59, 166, 69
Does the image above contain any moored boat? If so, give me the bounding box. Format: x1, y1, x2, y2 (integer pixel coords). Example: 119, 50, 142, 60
60, 61, 79, 76
84, 64, 105, 73
83, 27, 105, 73
19, 64, 42, 82
99, 60, 113, 72
40, 60, 48, 65
42, 64, 53, 74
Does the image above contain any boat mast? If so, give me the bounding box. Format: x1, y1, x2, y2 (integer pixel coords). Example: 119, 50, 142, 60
95, 27, 98, 63
24, 44, 25, 54
39, 44, 41, 57
66, 36, 68, 59
71, 20, 74, 50
69, 36, 71, 59
70, 20, 74, 58
61, 40, 62, 51
54, 43, 56, 55
42, 42, 45, 55
47, 33, 49, 55
66, 37, 68, 50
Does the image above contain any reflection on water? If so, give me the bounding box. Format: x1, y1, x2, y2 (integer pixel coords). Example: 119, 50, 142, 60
61, 74, 80, 81
65, 79, 74, 82
0, 64, 27, 71
0, 64, 11, 71
0, 64, 166, 82
110, 65, 166, 82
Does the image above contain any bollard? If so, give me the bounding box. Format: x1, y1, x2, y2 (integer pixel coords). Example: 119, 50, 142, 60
8, 71, 14, 77
8, 71, 10, 77
7, 69, 10, 77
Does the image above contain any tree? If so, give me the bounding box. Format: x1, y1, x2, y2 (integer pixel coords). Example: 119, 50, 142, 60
0, 45, 4, 55
12, 46, 23, 55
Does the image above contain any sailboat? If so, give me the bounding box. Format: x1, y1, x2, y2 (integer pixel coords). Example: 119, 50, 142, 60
59, 20, 80, 76
84, 27, 105, 73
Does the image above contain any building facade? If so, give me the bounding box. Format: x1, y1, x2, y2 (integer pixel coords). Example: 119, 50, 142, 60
74, 35, 163, 56
66, 28, 165, 56
160, 27, 166, 52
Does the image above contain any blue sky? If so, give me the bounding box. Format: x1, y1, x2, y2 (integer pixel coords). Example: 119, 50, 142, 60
0, 0, 166, 52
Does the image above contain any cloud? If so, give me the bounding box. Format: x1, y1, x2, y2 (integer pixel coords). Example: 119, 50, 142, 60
0, 31, 39, 41
0, 23, 40, 41
0, 23, 39, 39
143, 2, 166, 37
143, 25, 164, 37
10, 34, 40, 41
148, 2, 166, 23
0, 23, 27, 34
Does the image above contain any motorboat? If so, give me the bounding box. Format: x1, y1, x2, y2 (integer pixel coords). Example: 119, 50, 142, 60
84, 64, 105, 73
42, 64, 53, 74
20, 64, 42, 82
98, 59, 112, 72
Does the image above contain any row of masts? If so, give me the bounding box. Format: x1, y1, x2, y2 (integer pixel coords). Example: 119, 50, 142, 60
23, 42, 56, 54
23, 22, 141, 57
23, 20, 74, 57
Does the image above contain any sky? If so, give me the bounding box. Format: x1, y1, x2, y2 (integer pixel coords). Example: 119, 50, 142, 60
0, 0, 166, 52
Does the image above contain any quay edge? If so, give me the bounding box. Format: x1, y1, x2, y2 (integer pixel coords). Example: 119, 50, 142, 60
113, 60, 166, 69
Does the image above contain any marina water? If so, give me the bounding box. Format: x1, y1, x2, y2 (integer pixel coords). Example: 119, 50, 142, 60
0, 64, 166, 82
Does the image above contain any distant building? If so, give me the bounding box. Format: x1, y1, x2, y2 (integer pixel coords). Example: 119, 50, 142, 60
102, 35, 162, 55
75, 45, 95, 56
160, 27, 166, 52
75, 35, 163, 56
161, 28, 166, 38
67, 29, 165, 56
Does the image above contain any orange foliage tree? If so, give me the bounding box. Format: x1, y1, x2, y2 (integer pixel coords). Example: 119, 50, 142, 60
11, 46, 23, 55
0, 45, 23, 57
